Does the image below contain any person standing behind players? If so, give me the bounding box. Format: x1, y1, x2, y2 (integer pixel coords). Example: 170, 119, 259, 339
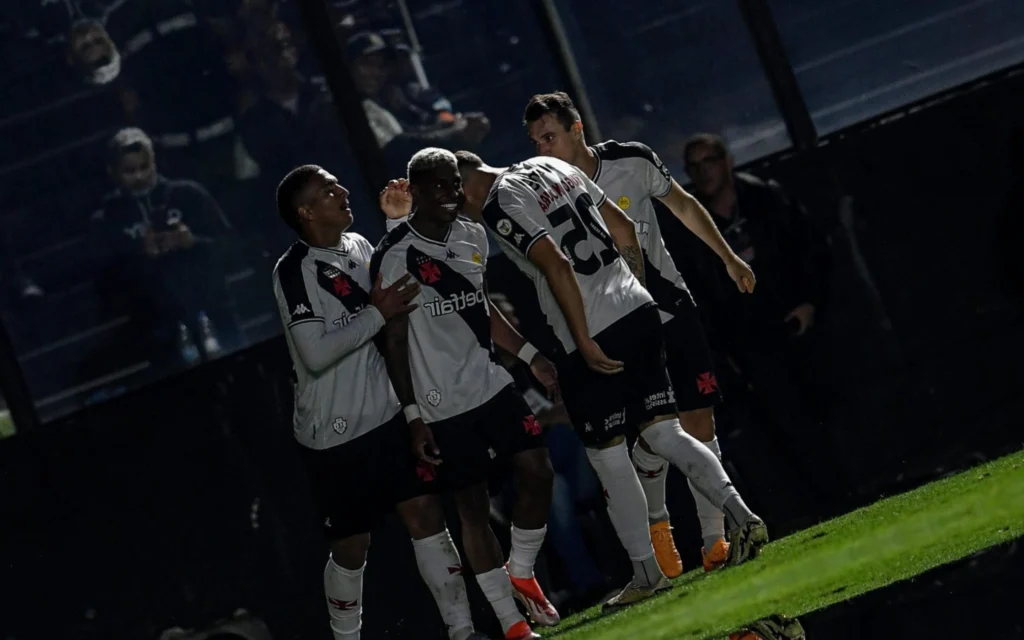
522, 92, 756, 574
372, 148, 560, 640
456, 150, 768, 608
272, 165, 487, 640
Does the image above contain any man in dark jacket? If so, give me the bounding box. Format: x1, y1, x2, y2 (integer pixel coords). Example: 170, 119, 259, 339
680, 133, 844, 510
91, 127, 237, 367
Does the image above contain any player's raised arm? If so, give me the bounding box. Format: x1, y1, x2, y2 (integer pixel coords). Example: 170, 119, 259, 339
657, 181, 755, 293
274, 262, 416, 374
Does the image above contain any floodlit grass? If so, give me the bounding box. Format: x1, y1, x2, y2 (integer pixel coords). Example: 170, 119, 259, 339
0, 409, 15, 439
543, 449, 1024, 639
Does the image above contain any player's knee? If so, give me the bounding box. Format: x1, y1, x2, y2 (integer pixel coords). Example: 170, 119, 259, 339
330, 533, 371, 570
514, 447, 554, 494
679, 407, 716, 442
454, 483, 492, 529
638, 416, 687, 457
590, 434, 626, 451
396, 494, 447, 540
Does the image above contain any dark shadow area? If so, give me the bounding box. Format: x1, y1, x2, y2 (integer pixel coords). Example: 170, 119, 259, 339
800, 540, 1023, 638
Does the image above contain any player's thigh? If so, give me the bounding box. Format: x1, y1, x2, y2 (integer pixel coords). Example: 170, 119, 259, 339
663, 301, 723, 412
429, 411, 493, 493
480, 385, 548, 463
621, 306, 679, 428
556, 354, 630, 447
300, 428, 401, 541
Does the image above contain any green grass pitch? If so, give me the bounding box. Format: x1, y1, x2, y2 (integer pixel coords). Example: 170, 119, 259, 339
542, 448, 1024, 639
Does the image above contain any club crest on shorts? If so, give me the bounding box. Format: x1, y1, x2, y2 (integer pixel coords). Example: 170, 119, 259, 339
332, 417, 348, 435
426, 389, 442, 406
496, 219, 512, 236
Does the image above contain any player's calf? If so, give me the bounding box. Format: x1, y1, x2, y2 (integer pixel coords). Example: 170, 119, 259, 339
507, 447, 560, 626
632, 441, 682, 578
640, 417, 768, 566
679, 406, 729, 559
454, 483, 536, 637
325, 534, 371, 639
398, 495, 477, 640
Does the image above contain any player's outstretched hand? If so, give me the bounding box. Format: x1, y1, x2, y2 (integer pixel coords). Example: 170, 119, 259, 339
370, 273, 419, 320
579, 338, 624, 375
379, 178, 412, 219
529, 353, 561, 402
410, 418, 442, 465
725, 256, 756, 293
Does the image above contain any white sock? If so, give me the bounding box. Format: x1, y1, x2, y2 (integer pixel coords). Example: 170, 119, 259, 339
585, 441, 663, 586
632, 443, 670, 523
507, 525, 546, 579
324, 557, 363, 639
689, 436, 727, 550
475, 566, 525, 634
412, 530, 474, 640
642, 419, 752, 530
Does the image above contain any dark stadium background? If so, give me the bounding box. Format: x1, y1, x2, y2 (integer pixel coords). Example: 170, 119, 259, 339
1, 0, 1022, 638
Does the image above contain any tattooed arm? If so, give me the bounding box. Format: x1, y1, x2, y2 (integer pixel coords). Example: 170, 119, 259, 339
598, 198, 646, 287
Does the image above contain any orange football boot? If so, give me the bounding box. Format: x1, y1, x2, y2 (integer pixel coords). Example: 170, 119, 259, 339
702, 538, 730, 572
650, 521, 683, 578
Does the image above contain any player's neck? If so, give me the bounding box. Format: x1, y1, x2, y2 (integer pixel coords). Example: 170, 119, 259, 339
302, 226, 344, 249
576, 146, 598, 179
409, 214, 450, 242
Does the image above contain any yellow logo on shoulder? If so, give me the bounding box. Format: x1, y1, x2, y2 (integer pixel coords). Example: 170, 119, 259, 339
471, 252, 482, 265
618, 196, 631, 210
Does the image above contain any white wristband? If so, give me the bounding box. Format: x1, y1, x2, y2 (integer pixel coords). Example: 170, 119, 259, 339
403, 405, 422, 423
517, 342, 539, 365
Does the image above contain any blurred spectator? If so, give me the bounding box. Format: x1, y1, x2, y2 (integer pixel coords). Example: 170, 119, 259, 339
346, 31, 490, 166
91, 128, 237, 368
0, 249, 44, 305
105, 1, 237, 180
489, 293, 616, 612
236, 15, 349, 187
681, 133, 846, 504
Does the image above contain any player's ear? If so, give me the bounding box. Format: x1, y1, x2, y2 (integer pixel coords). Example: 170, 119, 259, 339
572, 121, 584, 139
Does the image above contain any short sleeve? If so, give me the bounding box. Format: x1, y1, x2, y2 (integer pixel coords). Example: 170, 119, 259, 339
463, 218, 490, 266
273, 257, 323, 328
569, 165, 609, 208
481, 180, 550, 256
640, 144, 673, 199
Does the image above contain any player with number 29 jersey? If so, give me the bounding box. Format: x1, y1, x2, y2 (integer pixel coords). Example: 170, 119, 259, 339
481, 156, 651, 353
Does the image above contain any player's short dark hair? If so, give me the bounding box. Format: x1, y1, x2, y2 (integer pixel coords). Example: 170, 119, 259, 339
522, 91, 580, 130
683, 133, 729, 160
454, 150, 484, 180
106, 127, 154, 167
276, 164, 322, 233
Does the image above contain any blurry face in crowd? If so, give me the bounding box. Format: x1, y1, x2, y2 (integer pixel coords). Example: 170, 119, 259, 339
252, 20, 298, 81
685, 142, 732, 198
411, 163, 465, 225
527, 113, 584, 164
266, 21, 298, 70
298, 170, 353, 232
110, 149, 158, 196
68, 22, 119, 82
351, 52, 389, 97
